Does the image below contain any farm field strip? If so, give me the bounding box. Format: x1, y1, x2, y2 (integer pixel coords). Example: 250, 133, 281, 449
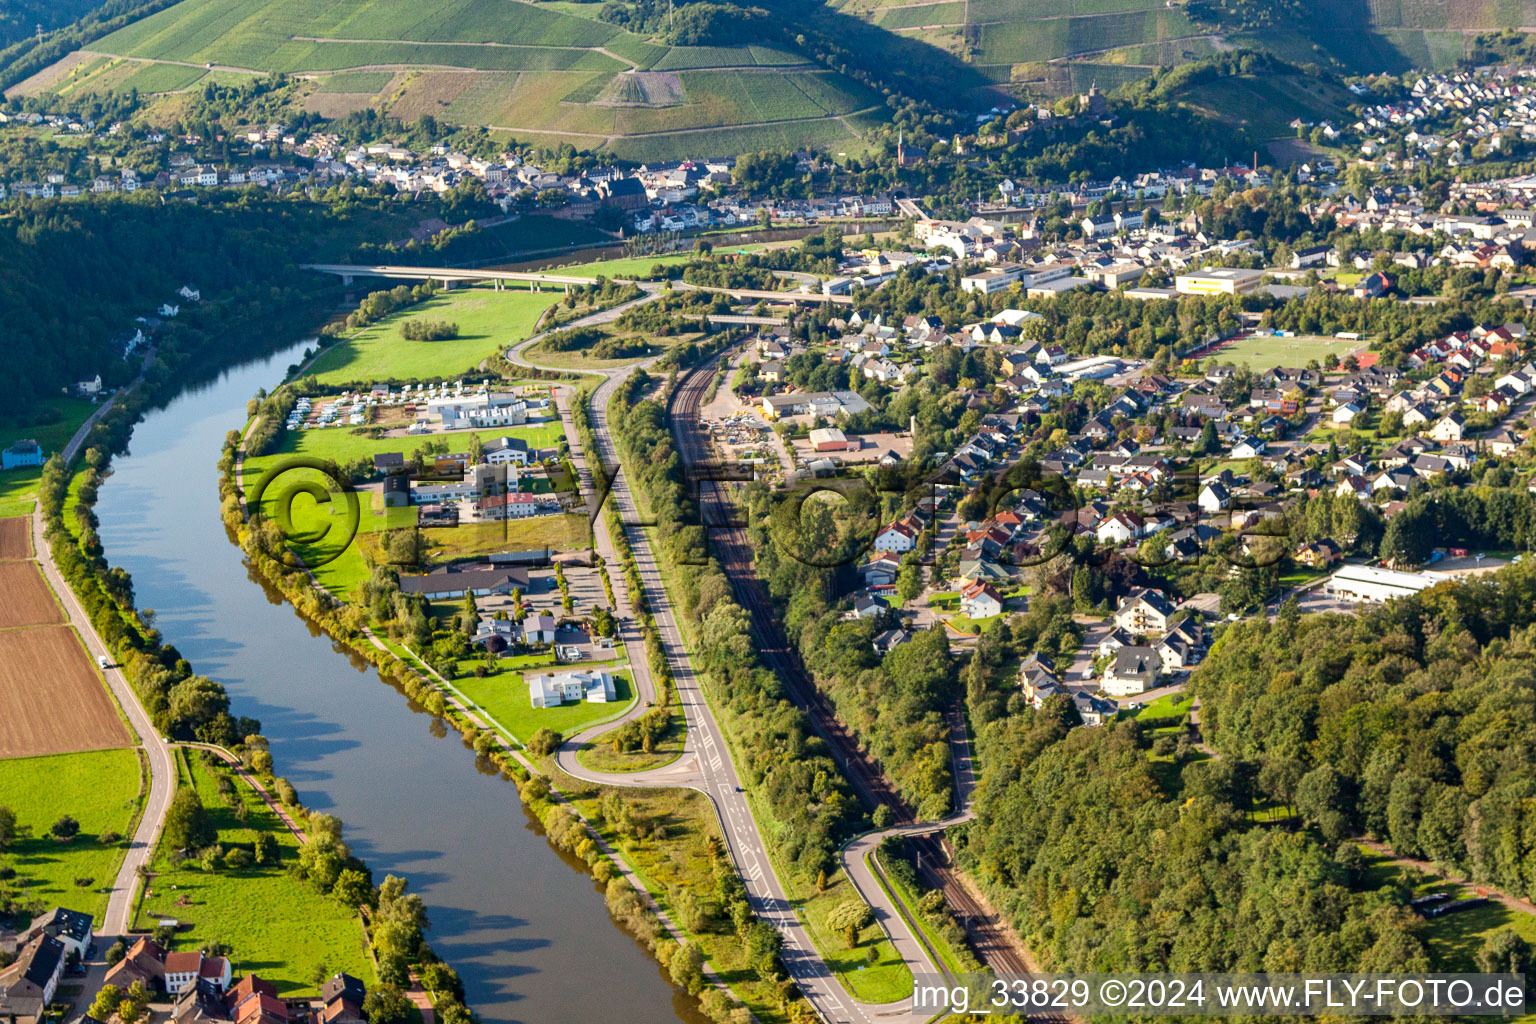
0, 560, 66, 628
0, 517, 32, 560
0, 624, 130, 759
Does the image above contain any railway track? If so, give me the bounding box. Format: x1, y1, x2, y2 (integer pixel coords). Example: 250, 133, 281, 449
669, 358, 1039, 982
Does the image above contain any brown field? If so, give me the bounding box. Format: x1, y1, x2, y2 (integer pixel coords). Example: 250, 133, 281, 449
0, 624, 129, 758
3, 50, 94, 99
386, 71, 476, 121
301, 92, 377, 117
0, 561, 63, 627
0, 517, 31, 560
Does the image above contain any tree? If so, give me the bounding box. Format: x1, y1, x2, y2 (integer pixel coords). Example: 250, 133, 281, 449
51, 815, 80, 840
1475, 929, 1532, 977
252, 831, 279, 866
895, 560, 923, 604
0, 805, 16, 850
333, 868, 373, 909
668, 941, 705, 995
743, 920, 783, 980
1380, 503, 1434, 568
105, 939, 128, 965
164, 789, 213, 851
1294, 765, 1352, 843
89, 984, 122, 1020
527, 728, 563, 757
827, 899, 873, 948
363, 988, 414, 1024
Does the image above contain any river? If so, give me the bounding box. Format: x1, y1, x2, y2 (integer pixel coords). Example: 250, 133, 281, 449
93, 341, 700, 1024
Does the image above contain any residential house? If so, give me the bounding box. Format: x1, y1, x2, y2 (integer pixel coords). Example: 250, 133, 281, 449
874, 521, 917, 553
1431, 413, 1466, 442
959, 581, 1004, 619
1072, 692, 1119, 726
1114, 587, 1176, 634
1197, 481, 1230, 513
0, 936, 65, 1024
860, 551, 901, 588
1103, 646, 1163, 696
20, 908, 92, 958
163, 951, 232, 996
1294, 539, 1341, 569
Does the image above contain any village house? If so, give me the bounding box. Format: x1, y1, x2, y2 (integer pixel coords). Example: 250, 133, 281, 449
1114, 588, 1177, 634
1103, 645, 1163, 695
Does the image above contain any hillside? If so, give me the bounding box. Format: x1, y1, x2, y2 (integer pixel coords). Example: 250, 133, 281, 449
17, 0, 887, 161
831, 0, 1536, 99
9, 0, 1536, 160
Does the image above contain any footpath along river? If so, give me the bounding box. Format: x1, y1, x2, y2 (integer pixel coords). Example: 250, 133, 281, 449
94, 340, 703, 1024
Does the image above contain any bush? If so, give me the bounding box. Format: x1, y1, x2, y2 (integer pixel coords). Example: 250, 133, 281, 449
50, 816, 80, 840
402, 319, 459, 341
527, 728, 563, 757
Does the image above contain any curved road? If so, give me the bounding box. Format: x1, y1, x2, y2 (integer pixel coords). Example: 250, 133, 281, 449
509, 322, 944, 1024
33, 387, 176, 941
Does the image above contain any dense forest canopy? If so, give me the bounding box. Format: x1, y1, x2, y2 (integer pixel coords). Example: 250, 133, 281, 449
0, 191, 412, 417
961, 556, 1536, 982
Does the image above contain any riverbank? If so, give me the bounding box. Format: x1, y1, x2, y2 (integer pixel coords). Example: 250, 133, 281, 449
218, 342, 803, 1024
36, 342, 481, 1024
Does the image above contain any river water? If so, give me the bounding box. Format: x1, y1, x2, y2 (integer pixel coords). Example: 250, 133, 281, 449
94, 341, 698, 1024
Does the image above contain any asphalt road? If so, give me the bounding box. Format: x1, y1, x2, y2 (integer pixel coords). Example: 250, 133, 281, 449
509, 335, 945, 1023
34, 390, 176, 941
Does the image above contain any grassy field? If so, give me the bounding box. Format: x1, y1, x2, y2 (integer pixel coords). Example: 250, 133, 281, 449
0, 398, 97, 517
974, 8, 1195, 66
451, 657, 635, 744
0, 748, 144, 925
313, 70, 396, 93
576, 708, 685, 772
605, 117, 863, 163
134, 749, 374, 993
1208, 333, 1365, 370
528, 330, 688, 371
75, 0, 885, 158
303, 287, 552, 386
1356, 845, 1536, 978
1178, 73, 1354, 138
548, 767, 802, 1024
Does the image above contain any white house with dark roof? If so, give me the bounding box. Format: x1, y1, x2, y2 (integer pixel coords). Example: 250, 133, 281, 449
1103, 646, 1162, 695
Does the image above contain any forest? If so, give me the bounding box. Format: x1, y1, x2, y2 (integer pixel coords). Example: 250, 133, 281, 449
0, 192, 410, 417
1194, 560, 1536, 896
743, 483, 960, 818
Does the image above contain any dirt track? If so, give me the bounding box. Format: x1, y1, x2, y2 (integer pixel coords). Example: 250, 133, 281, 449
0, 624, 129, 758
0, 561, 64, 627
0, 517, 31, 560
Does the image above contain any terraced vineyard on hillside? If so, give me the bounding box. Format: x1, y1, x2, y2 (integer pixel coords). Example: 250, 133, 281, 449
17, 0, 879, 158
14, 0, 1536, 157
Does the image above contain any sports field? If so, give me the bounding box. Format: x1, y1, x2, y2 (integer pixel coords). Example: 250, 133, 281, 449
0, 624, 130, 758
1203, 333, 1366, 370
